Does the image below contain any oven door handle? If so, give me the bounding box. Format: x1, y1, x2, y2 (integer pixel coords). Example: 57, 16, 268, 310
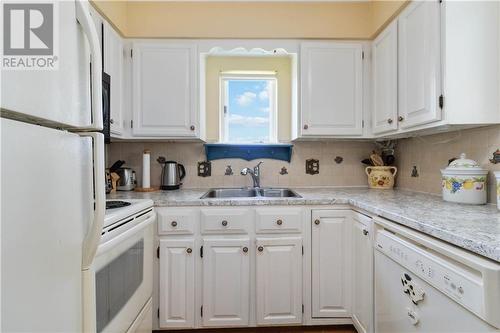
96, 213, 155, 256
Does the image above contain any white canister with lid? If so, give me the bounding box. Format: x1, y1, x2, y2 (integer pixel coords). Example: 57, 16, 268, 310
440, 153, 488, 205
495, 171, 500, 210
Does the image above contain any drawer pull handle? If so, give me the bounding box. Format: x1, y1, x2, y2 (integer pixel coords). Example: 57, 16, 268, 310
242, 247, 248, 253
221, 220, 228, 227
314, 219, 320, 225
171, 221, 177, 227
276, 219, 283, 225
398, 116, 404, 122
186, 248, 192, 254
257, 246, 264, 252
363, 229, 369, 236
387, 118, 393, 124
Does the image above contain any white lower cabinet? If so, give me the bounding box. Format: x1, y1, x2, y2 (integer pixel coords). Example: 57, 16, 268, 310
256, 237, 303, 325
202, 238, 250, 327
311, 210, 352, 318
351, 212, 374, 333
157, 206, 374, 330
159, 239, 195, 328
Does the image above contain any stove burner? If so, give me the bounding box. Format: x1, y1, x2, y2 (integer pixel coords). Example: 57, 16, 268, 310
106, 201, 132, 210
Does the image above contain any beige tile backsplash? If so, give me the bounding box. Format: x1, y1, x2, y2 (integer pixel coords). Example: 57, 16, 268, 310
107, 125, 499, 202
395, 125, 500, 203
107, 141, 376, 189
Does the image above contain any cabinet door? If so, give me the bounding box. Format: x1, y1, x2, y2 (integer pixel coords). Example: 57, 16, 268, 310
398, 1, 442, 129
311, 210, 352, 318
372, 21, 398, 135
159, 239, 195, 328
352, 213, 373, 333
202, 239, 250, 327
300, 42, 363, 136
256, 237, 302, 325
103, 22, 124, 135
132, 43, 198, 137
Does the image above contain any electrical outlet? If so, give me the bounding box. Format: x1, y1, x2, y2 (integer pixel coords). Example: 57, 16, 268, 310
411, 166, 419, 178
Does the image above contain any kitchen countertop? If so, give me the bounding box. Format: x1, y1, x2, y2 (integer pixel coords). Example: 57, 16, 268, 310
108, 188, 500, 263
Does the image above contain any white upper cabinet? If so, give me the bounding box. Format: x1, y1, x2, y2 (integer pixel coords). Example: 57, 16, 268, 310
132, 42, 199, 138
300, 42, 363, 137
103, 21, 124, 135
442, 0, 500, 125
311, 210, 352, 318
202, 238, 250, 327
372, 21, 398, 135
398, 0, 442, 129
256, 237, 303, 326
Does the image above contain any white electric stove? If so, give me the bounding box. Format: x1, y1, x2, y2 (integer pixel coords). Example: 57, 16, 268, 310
84, 199, 155, 333
104, 199, 154, 228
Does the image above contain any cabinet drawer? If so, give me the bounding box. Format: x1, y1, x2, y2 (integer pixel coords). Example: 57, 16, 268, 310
255, 208, 303, 233
200, 208, 252, 234
157, 208, 198, 235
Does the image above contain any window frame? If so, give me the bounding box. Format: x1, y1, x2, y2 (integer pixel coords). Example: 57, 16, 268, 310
219, 72, 278, 144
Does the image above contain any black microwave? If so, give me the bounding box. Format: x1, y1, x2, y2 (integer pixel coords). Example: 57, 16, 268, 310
102, 71, 111, 144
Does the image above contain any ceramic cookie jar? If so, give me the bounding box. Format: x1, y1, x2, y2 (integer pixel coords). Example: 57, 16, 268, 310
441, 153, 488, 205
365, 166, 398, 189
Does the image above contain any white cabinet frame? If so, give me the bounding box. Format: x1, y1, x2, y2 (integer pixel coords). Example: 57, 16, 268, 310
300, 42, 364, 137
132, 42, 199, 138
202, 238, 251, 327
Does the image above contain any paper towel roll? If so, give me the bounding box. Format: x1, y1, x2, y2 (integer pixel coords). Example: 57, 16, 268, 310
142, 149, 151, 189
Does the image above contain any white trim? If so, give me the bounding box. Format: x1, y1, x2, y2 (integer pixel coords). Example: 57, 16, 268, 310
219, 73, 278, 143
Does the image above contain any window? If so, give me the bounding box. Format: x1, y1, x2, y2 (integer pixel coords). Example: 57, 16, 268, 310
220, 72, 277, 143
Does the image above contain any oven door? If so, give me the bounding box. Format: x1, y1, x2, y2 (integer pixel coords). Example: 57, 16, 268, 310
84, 210, 154, 333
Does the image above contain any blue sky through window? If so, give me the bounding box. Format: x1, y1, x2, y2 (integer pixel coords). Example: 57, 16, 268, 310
225, 79, 273, 143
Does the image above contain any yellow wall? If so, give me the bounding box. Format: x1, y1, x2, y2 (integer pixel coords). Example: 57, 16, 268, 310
370, 0, 409, 37
205, 56, 292, 142
91, 0, 128, 35
90, 1, 408, 40
126, 2, 372, 39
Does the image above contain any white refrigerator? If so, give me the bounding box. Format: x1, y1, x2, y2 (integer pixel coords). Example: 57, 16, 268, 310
1, 1, 105, 332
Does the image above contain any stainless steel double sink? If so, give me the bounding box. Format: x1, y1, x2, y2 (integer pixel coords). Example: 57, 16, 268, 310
200, 188, 301, 199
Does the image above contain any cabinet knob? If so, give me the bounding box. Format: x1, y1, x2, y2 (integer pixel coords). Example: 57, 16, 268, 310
276, 219, 283, 226
257, 246, 264, 252
242, 247, 248, 253
186, 248, 192, 254
363, 229, 369, 236
387, 118, 393, 124
221, 220, 228, 227
190, 125, 195, 131
171, 221, 177, 227
110, 118, 114, 124
303, 124, 309, 130
314, 219, 320, 225
398, 116, 404, 122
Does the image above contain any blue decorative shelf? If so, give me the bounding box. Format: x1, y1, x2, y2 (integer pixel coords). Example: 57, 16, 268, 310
204, 144, 293, 162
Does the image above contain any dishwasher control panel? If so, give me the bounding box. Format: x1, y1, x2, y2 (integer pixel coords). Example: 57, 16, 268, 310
375, 229, 483, 317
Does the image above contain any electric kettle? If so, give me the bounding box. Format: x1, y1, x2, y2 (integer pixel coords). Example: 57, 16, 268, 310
157, 157, 186, 190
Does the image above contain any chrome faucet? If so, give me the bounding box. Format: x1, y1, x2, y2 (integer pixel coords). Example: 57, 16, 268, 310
241, 161, 263, 188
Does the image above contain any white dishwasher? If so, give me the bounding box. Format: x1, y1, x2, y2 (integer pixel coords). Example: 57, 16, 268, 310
373, 217, 500, 333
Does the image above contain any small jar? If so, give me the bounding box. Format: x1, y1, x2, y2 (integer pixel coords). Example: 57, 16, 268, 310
440, 153, 488, 205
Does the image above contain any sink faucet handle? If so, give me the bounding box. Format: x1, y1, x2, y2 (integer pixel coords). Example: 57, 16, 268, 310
254, 161, 264, 175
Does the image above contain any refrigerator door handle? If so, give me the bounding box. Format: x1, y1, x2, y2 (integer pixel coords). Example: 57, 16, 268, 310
75, 0, 103, 131
81, 132, 105, 269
